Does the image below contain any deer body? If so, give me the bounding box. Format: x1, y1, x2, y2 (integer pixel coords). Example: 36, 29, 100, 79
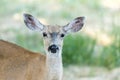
0, 14, 84, 80
0, 40, 46, 80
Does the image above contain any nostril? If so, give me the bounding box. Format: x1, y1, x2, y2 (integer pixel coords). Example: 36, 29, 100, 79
48, 45, 59, 53
51, 45, 58, 49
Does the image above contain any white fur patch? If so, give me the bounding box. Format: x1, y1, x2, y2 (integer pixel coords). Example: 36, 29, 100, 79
46, 51, 63, 80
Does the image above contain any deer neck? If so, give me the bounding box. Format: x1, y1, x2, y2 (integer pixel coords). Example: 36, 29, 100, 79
46, 51, 63, 80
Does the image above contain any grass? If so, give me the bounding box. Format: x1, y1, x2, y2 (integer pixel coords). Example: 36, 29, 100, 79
0, 0, 119, 69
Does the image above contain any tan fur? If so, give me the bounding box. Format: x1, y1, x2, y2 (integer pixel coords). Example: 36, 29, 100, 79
0, 25, 63, 80
0, 14, 84, 80
46, 25, 62, 33
0, 40, 46, 80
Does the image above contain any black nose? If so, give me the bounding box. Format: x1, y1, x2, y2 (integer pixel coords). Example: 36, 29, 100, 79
48, 45, 59, 53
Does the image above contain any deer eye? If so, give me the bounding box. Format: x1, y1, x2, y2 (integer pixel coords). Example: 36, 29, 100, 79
60, 33, 65, 37
43, 32, 47, 37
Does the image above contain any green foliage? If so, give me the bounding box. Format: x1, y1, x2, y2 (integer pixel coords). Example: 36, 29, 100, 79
62, 33, 120, 69
63, 34, 95, 66
15, 32, 44, 53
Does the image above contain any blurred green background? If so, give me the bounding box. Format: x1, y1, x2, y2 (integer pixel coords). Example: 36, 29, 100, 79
0, 0, 120, 72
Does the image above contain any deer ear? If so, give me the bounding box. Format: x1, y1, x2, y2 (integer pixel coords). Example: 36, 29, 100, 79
63, 17, 85, 33
23, 13, 44, 31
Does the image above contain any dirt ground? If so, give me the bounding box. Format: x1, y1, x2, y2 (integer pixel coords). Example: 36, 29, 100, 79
63, 66, 120, 80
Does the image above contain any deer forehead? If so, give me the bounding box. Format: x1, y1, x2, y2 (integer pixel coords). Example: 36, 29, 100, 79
45, 25, 62, 33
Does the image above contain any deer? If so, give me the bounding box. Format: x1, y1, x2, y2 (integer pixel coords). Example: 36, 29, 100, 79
0, 13, 85, 80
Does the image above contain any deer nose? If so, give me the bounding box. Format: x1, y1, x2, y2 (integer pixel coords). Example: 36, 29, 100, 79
48, 45, 59, 53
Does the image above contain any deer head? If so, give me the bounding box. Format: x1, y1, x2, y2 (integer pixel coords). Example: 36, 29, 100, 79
23, 13, 85, 57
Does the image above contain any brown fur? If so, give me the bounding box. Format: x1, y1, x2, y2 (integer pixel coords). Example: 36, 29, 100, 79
0, 40, 46, 80
0, 14, 84, 80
